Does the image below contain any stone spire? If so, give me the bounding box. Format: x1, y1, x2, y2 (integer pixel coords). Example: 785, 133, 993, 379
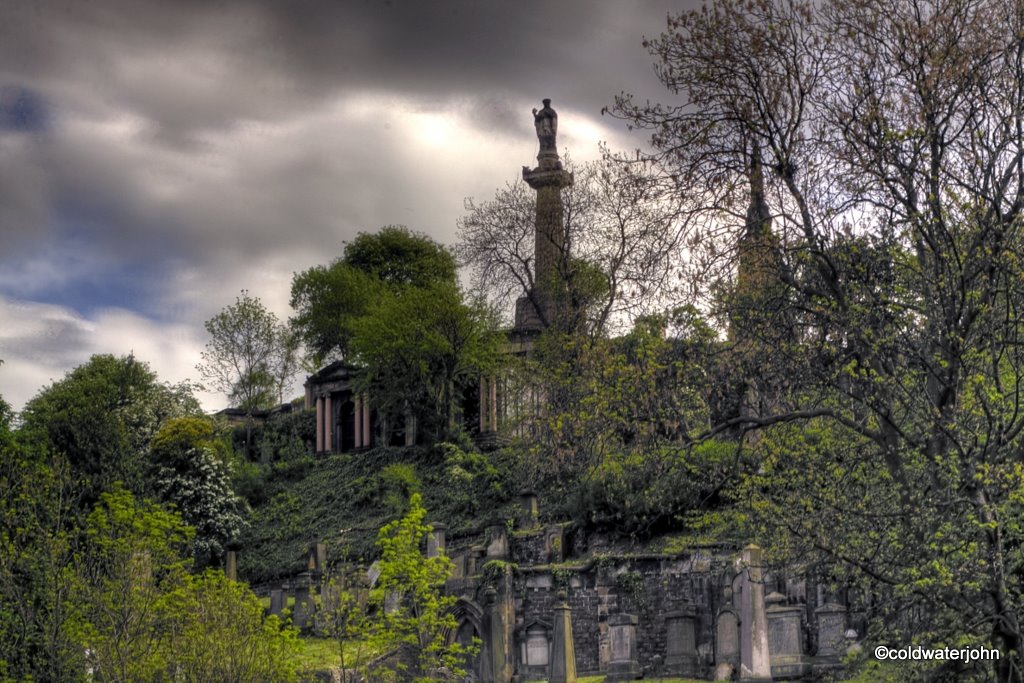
516, 99, 574, 331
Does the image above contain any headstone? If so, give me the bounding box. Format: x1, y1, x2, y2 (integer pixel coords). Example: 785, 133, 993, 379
766, 591, 811, 679
292, 572, 313, 631
739, 545, 771, 682
427, 523, 447, 558
606, 613, 640, 681
716, 608, 740, 670
549, 590, 577, 683
467, 545, 485, 576
367, 561, 382, 587
224, 550, 237, 582
815, 602, 847, 664
269, 588, 285, 617
665, 606, 699, 676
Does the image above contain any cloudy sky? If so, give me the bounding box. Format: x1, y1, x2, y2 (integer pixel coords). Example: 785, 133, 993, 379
0, 0, 694, 412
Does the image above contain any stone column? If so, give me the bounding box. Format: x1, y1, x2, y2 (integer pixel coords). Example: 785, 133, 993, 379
224, 550, 237, 581
665, 606, 699, 676
479, 377, 488, 432
315, 397, 324, 453
362, 394, 371, 447
324, 394, 333, 453
489, 375, 498, 430
766, 591, 811, 678
354, 395, 363, 448
522, 99, 573, 330
549, 590, 577, 683
606, 613, 640, 681
739, 544, 771, 682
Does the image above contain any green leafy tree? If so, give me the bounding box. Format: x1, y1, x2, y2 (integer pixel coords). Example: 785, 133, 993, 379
19, 354, 201, 506
197, 291, 296, 412
168, 570, 301, 683
366, 493, 474, 682
349, 282, 502, 440
609, 0, 1024, 678
68, 487, 194, 682
290, 226, 458, 365
0, 422, 81, 681
149, 417, 246, 567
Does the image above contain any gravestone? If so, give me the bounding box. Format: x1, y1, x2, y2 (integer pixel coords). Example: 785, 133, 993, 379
815, 602, 847, 664
716, 608, 740, 673
665, 606, 699, 676
766, 591, 811, 679
269, 588, 285, 617
606, 613, 640, 681
292, 572, 313, 631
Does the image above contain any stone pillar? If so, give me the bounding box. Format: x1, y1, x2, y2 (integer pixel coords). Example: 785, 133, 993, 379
427, 523, 447, 558
479, 377, 487, 432
549, 590, 577, 683
324, 394, 332, 452
815, 602, 847, 665
292, 572, 313, 631
485, 587, 513, 683
519, 490, 539, 529
354, 395, 363, 448
269, 588, 284, 617
606, 613, 640, 681
362, 394, 371, 447
522, 99, 573, 330
766, 591, 811, 679
739, 545, 771, 682
489, 375, 498, 429
224, 550, 237, 581
315, 397, 324, 452
665, 607, 699, 676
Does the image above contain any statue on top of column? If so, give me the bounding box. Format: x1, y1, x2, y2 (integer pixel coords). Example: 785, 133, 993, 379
533, 98, 557, 152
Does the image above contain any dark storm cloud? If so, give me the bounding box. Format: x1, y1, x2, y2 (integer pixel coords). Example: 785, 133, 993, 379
0, 0, 693, 410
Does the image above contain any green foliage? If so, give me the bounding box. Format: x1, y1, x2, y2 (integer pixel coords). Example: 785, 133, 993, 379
379, 463, 421, 514
366, 493, 474, 682
19, 353, 201, 506
68, 487, 194, 682
149, 417, 246, 567
314, 567, 373, 682
349, 281, 502, 440
343, 225, 457, 289
579, 440, 740, 539
0, 443, 81, 680
168, 570, 302, 682
197, 290, 297, 412
290, 226, 458, 364
239, 444, 520, 585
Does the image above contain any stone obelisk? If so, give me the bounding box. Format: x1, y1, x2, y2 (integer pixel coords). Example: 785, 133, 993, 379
516, 99, 574, 331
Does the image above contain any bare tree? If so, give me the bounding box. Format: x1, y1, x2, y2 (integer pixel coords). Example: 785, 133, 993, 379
457, 155, 688, 335
609, 0, 1024, 678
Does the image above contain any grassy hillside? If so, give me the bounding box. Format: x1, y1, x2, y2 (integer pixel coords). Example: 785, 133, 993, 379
237, 436, 522, 585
